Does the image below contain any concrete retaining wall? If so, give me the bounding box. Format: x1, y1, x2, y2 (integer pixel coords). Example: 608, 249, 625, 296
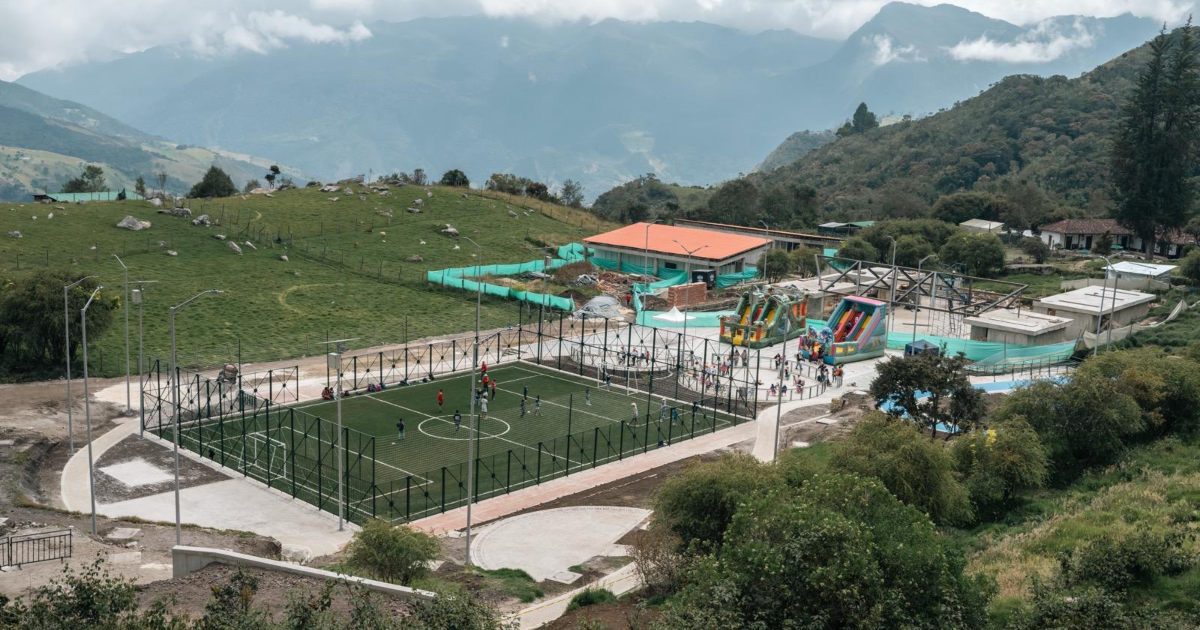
172, 546, 436, 600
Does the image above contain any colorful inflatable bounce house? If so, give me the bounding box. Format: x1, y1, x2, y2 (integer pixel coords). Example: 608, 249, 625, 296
801, 296, 888, 364
719, 287, 808, 349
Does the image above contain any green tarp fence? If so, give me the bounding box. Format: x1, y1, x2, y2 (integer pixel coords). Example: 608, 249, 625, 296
425, 243, 588, 311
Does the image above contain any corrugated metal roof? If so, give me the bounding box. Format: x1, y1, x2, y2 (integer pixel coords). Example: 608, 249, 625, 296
583, 223, 770, 261
46, 191, 145, 203
1107, 262, 1175, 276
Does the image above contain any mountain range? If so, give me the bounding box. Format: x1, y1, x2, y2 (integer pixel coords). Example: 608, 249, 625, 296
13, 3, 1164, 199
0, 80, 304, 201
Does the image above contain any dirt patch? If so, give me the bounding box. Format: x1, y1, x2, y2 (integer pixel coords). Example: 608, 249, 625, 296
541, 595, 662, 630
135, 563, 414, 621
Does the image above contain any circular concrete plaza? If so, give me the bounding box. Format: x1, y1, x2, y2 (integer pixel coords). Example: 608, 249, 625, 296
472, 506, 650, 581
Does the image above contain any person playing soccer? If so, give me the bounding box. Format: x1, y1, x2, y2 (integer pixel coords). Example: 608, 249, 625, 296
395, 418, 405, 443
630, 401, 638, 426
534, 395, 542, 416
671, 406, 679, 426
437, 389, 444, 410
490, 379, 497, 400
520, 398, 527, 417
482, 373, 490, 390
480, 395, 488, 420
523, 383, 529, 400
454, 410, 462, 431
585, 387, 591, 406
659, 398, 668, 424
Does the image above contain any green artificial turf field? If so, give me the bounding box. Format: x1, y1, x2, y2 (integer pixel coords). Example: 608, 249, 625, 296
170, 360, 743, 522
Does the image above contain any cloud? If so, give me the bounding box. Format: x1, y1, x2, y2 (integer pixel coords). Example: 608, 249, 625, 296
499, 35, 509, 48
946, 18, 1096, 63
528, 71, 538, 83
870, 34, 925, 65
0, 0, 1189, 80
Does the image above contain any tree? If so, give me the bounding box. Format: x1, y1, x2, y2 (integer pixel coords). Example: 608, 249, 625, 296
0, 270, 115, 376
836, 236, 878, 262
651, 452, 782, 551
655, 473, 990, 630
243, 179, 261, 194
1111, 24, 1200, 260
951, 417, 1047, 512
189, 166, 237, 199
1094, 230, 1114, 255
559, 179, 584, 208
759, 249, 793, 282
893, 234, 934, 267
789, 246, 820, 277
134, 176, 146, 198
1020, 237, 1050, 263
485, 173, 533, 195
939, 232, 1006, 277
700, 178, 760, 226
1181, 247, 1200, 284
830, 414, 974, 526
758, 183, 818, 229
410, 168, 427, 186
439, 169, 470, 187
61, 164, 106, 193
860, 219, 959, 255
344, 519, 439, 584
992, 376, 1143, 479
931, 191, 1012, 225
264, 172, 276, 189
525, 181, 550, 201
870, 353, 986, 437
155, 171, 168, 195
620, 201, 649, 224
836, 102, 880, 137
1076, 347, 1200, 435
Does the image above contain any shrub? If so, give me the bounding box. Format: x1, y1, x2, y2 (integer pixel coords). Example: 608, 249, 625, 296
566, 589, 617, 612
1076, 346, 1200, 435
1006, 579, 1132, 630
939, 232, 1006, 277
629, 524, 685, 596
1181, 248, 1200, 284
837, 236, 878, 262
439, 169, 470, 187
189, 165, 237, 198
1061, 532, 1197, 593
343, 519, 440, 584
1019, 237, 1050, 263
830, 413, 974, 526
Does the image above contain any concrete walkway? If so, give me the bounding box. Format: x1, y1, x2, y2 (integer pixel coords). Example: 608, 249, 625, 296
61, 421, 354, 557
511, 562, 642, 629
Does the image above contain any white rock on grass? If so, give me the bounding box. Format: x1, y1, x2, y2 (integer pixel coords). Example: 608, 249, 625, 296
244, 241, 256, 250
167, 250, 178, 257
227, 241, 242, 255
280, 255, 289, 262
116, 216, 150, 231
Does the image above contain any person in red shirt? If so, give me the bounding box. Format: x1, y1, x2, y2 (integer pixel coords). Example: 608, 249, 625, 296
437, 389, 444, 410
482, 374, 490, 389
481, 361, 487, 374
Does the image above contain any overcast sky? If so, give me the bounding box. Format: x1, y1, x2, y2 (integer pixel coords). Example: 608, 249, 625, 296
0, 0, 1189, 80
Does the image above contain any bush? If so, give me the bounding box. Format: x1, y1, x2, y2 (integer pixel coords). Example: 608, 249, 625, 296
789, 246, 820, 277
343, 519, 440, 584
629, 523, 685, 596
1006, 580, 1133, 630
1181, 248, 1200, 284
992, 376, 1143, 480
439, 169, 470, 187
759, 248, 793, 282
830, 413, 974, 526
651, 452, 783, 550
566, 589, 617, 612
1061, 532, 1197, 593
859, 218, 960, 254
952, 417, 1047, 512
0, 270, 116, 377
1019, 237, 1050, 263
1076, 347, 1200, 435
654, 474, 991, 630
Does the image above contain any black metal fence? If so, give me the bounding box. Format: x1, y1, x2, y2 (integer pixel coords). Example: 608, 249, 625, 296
2, 529, 72, 568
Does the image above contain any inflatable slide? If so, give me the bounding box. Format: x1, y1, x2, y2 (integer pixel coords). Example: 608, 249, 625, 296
801, 296, 887, 364
719, 287, 808, 349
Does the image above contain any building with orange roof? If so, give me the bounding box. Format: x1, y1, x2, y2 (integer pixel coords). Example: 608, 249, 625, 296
583, 222, 771, 279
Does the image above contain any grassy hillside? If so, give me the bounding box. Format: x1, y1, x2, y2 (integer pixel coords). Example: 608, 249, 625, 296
0, 185, 616, 376
752, 130, 837, 173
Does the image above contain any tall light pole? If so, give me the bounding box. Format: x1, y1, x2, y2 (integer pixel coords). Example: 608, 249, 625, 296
170, 289, 223, 545
1095, 254, 1113, 355
643, 219, 662, 275
463, 236, 483, 566
758, 220, 772, 250
113, 255, 132, 414
886, 236, 897, 332
130, 281, 157, 436
80, 285, 103, 535
63, 275, 97, 455
671, 240, 708, 342
772, 342, 786, 462
912, 254, 937, 347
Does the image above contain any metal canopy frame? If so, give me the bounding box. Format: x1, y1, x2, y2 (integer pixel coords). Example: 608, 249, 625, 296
816, 256, 1028, 317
